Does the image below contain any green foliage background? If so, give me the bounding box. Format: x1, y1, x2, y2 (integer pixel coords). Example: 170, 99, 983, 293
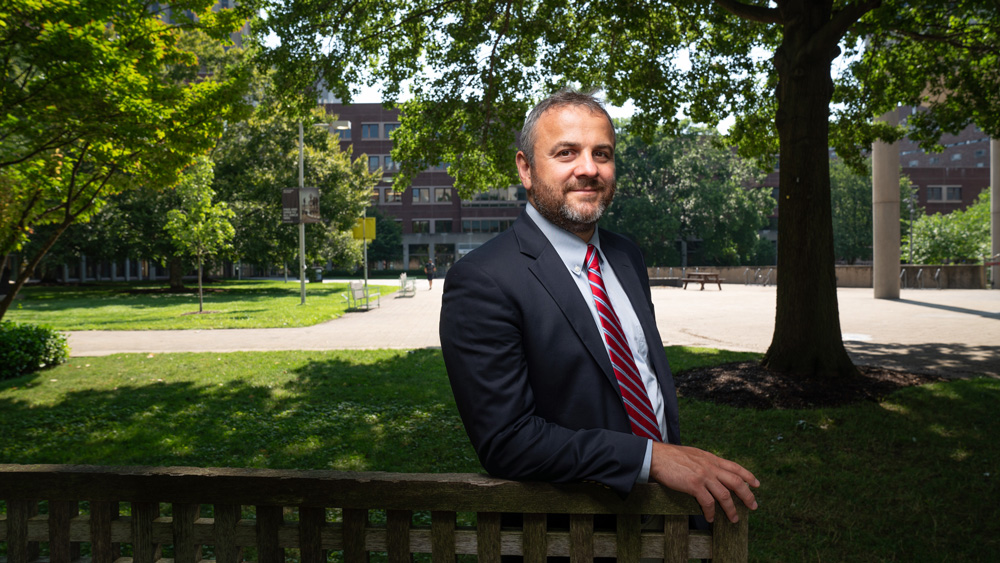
603, 122, 775, 267
904, 190, 991, 264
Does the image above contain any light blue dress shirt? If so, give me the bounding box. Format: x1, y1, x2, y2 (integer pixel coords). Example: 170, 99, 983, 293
525, 204, 665, 483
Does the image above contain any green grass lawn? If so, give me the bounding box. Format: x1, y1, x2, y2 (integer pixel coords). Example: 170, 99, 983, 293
1, 346, 997, 561
4, 280, 397, 330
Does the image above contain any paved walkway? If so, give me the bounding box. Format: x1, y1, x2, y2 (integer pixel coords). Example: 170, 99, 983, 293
68, 280, 1000, 377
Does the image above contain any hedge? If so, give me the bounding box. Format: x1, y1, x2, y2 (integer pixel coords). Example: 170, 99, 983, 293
0, 321, 70, 380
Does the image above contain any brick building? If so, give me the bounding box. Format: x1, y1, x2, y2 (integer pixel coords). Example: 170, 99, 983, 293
323, 103, 525, 273
898, 118, 992, 214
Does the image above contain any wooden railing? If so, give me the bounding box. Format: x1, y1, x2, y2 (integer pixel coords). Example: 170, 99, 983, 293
0, 464, 747, 563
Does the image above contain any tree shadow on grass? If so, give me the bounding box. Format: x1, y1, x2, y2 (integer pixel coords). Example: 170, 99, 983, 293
844, 340, 1000, 378
0, 349, 478, 474
682, 376, 1000, 561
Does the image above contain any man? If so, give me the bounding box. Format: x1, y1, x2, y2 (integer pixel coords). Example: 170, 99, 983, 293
424, 260, 436, 290
439, 90, 758, 524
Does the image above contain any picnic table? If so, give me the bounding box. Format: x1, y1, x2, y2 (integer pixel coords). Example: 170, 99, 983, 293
681, 271, 722, 290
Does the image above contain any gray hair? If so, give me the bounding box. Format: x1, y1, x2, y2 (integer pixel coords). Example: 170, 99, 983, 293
518, 89, 616, 166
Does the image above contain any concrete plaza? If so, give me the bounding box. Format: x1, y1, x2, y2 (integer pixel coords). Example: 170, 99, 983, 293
67, 281, 1000, 378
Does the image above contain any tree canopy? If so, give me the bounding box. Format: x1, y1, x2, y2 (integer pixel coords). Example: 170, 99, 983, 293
250, 0, 1000, 377
830, 159, 873, 265
165, 157, 235, 312
0, 0, 252, 319
603, 122, 775, 267
211, 104, 380, 271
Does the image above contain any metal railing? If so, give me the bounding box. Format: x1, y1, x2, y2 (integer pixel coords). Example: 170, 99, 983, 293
761, 269, 773, 286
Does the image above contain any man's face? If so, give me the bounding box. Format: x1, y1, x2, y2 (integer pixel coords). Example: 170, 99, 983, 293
516, 105, 616, 240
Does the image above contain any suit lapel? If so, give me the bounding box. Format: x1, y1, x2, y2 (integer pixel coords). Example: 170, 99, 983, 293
513, 215, 619, 392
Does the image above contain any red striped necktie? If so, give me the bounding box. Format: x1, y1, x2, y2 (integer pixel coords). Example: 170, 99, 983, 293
584, 244, 661, 441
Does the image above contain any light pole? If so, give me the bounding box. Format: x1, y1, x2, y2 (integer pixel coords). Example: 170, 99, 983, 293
297, 119, 351, 305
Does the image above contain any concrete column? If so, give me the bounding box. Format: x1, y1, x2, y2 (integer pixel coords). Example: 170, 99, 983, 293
873, 109, 901, 299
80, 255, 87, 282
124, 258, 131, 282
991, 138, 999, 289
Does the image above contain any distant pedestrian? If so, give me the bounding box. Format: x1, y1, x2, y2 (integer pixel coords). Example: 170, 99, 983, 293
424, 260, 436, 290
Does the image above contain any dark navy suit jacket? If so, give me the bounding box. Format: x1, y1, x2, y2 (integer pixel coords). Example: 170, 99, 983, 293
439, 211, 681, 496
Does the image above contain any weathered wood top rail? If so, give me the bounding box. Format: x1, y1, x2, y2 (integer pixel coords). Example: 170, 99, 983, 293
0, 464, 747, 563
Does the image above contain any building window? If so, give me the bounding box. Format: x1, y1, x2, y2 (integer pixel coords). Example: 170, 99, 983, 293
950, 153, 962, 161
436, 220, 453, 233
384, 155, 399, 172
435, 188, 452, 203
908, 159, 919, 167
361, 123, 380, 139
337, 128, 352, 141
412, 188, 431, 203
412, 220, 430, 234
384, 123, 401, 138
370, 189, 380, 205
975, 149, 986, 158
928, 157, 939, 165
384, 190, 402, 204
928, 186, 961, 202
461, 219, 515, 233
368, 155, 381, 172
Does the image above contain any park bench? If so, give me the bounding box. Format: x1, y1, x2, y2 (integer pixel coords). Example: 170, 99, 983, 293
0, 464, 748, 563
342, 281, 379, 310
681, 272, 723, 291
399, 273, 416, 297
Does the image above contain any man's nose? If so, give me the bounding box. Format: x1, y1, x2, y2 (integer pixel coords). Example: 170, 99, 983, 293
574, 152, 599, 177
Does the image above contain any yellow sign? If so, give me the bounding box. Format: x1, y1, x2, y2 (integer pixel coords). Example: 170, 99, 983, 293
352, 217, 376, 241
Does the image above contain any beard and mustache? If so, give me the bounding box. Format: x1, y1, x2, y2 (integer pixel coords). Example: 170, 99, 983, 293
529, 171, 616, 236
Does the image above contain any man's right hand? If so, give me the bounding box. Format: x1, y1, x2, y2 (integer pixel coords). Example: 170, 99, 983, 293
648, 442, 760, 524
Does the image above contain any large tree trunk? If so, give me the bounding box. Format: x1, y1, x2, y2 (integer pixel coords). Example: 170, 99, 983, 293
762, 4, 859, 378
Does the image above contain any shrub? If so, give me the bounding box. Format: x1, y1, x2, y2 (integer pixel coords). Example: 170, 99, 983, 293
0, 321, 70, 380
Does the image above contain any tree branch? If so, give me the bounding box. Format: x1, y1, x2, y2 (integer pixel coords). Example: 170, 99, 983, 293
713, 0, 783, 24
820, 0, 882, 49
887, 25, 1000, 54
481, 0, 514, 150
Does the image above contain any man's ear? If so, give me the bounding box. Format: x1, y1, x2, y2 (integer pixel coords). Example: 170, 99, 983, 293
515, 151, 532, 189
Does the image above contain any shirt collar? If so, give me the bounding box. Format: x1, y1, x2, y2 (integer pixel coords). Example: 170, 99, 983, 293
526, 202, 601, 276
